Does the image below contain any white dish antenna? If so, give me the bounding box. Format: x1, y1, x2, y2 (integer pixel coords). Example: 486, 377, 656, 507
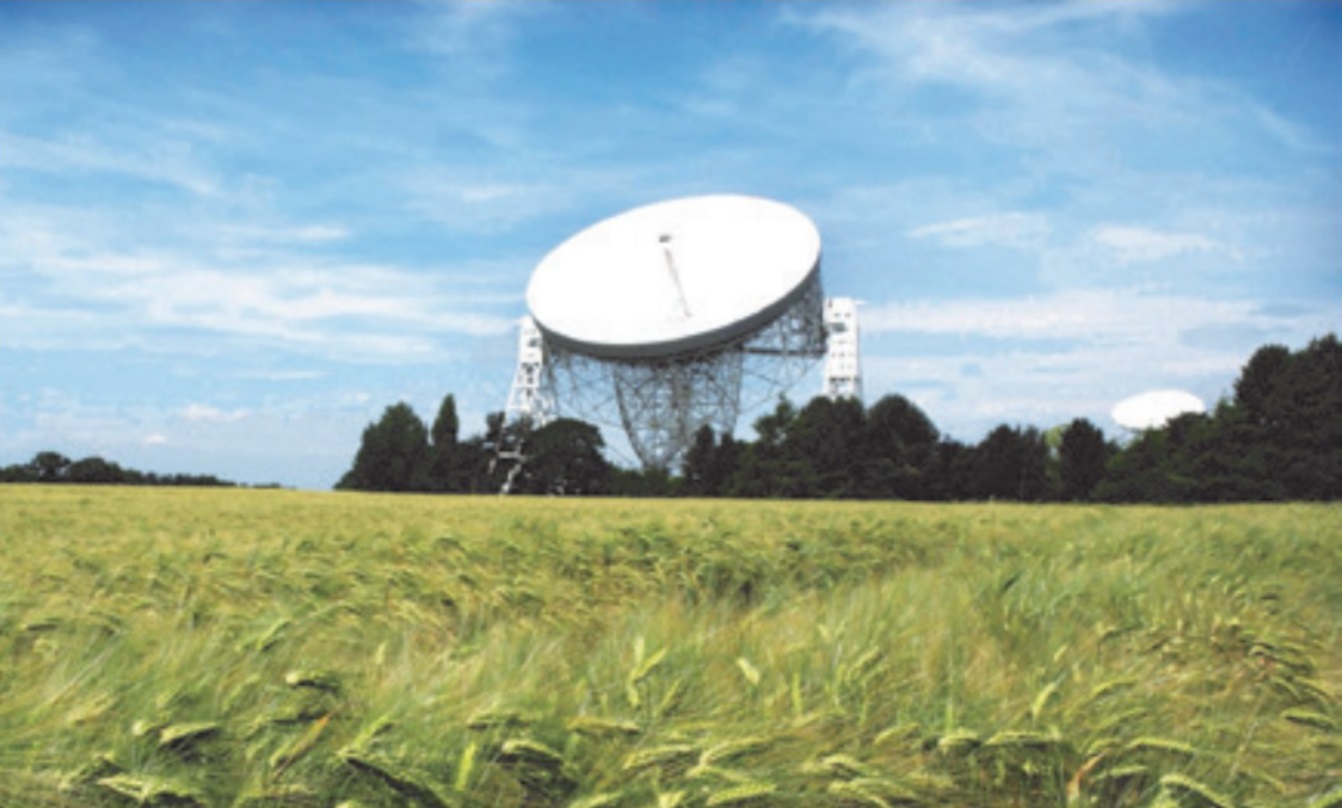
1111, 389, 1206, 431
506, 193, 843, 472
527, 194, 821, 359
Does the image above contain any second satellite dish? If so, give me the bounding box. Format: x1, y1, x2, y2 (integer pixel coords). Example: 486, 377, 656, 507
1112, 389, 1206, 431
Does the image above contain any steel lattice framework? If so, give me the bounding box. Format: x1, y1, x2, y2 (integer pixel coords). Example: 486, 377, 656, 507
541, 273, 827, 471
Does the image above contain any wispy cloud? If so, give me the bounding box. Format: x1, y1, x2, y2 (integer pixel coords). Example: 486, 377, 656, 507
794, 0, 1325, 178
0, 128, 220, 197
1089, 225, 1237, 264
0, 201, 517, 360
1, 2, 1335, 487
858, 284, 1334, 436
908, 212, 1050, 250
180, 404, 249, 423
863, 288, 1318, 343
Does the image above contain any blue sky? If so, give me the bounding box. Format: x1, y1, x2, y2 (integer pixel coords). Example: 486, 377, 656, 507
2, 1, 1338, 489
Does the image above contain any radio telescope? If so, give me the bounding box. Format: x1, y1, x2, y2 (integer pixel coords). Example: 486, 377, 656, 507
503, 194, 860, 473
1112, 389, 1206, 431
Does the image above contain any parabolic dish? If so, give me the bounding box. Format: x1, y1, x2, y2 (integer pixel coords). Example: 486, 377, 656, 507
1111, 389, 1206, 430
526, 194, 821, 360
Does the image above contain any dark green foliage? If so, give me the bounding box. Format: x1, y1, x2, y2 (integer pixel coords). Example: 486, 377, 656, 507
337, 402, 431, 492
32, 451, 71, 482
319, 333, 1339, 501
726, 398, 805, 498
1097, 334, 1340, 502
0, 451, 237, 486
512, 418, 611, 495
611, 466, 676, 497
782, 395, 867, 498
1058, 418, 1108, 501
427, 394, 466, 492
861, 394, 940, 499
969, 425, 1052, 501
680, 424, 718, 497
66, 456, 127, 484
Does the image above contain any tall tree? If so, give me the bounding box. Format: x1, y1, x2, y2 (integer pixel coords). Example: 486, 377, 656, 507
427, 394, 462, 492
67, 456, 126, 484
969, 425, 1051, 501
680, 424, 718, 497
337, 402, 430, 491
862, 394, 939, 499
1058, 418, 1108, 501
1234, 343, 1291, 427
1093, 430, 1172, 503
30, 451, 71, 483
1267, 334, 1342, 499
728, 398, 802, 498
513, 418, 611, 495
712, 433, 744, 496
782, 396, 866, 497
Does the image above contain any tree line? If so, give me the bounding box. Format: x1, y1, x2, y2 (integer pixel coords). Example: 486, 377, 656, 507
337, 334, 1340, 502
334, 395, 612, 496
0, 451, 241, 487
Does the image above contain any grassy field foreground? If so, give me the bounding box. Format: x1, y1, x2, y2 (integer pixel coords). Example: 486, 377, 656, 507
0, 487, 1339, 807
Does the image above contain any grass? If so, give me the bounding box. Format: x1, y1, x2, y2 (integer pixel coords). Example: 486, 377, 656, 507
0, 485, 1339, 807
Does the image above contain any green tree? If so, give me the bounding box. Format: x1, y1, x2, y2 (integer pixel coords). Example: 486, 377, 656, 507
969, 425, 1051, 501
1176, 405, 1284, 502
67, 456, 127, 484
861, 394, 939, 499
728, 398, 803, 498
1058, 418, 1108, 501
680, 424, 718, 497
427, 394, 462, 492
30, 451, 71, 483
712, 433, 744, 496
1234, 343, 1291, 427
514, 418, 611, 495
1094, 429, 1182, 503
928, 439, 974, 501
1266, 334, 1342, 499
337, 402, 430, 491
781, 396, 866, 497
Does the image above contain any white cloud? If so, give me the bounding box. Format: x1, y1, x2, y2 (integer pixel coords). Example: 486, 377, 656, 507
0, 201, 518, 360
856, 287, 1336, 438
179, 404, 249, 423
215, 223, 350, 245
0, 129, 220, 197
238, 370, 327, 382
795, 0, 1323, 177
862, 289, 1296, 342
399, 168, 581, 235
143, 433, 169, 445
1089, 225, 1234, 264
908, 212, 1049, 249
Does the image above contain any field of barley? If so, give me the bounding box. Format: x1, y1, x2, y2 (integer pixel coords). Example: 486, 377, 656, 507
0, 486, 1339, 807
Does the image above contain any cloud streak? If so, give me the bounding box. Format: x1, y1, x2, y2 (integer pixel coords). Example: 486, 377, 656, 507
0, 2, 1335, 487
908, 212, 1050, 250
863, 288, 1325, 345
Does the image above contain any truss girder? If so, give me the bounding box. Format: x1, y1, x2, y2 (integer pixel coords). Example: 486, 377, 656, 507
541, 273, 827, 471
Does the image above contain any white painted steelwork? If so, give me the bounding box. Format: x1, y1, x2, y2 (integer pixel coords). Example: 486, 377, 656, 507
822, 297, 861, 401
527, 195, 821, 359
504, 316, 553, 428
514, 194, 836, 472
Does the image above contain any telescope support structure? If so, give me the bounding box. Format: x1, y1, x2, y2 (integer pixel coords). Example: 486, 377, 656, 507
497, 317, 554, 492
501, 287, 865, 477
822, 297, 862, 401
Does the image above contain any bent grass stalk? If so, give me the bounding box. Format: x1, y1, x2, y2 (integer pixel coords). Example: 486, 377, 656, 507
0, 486, 1338, 806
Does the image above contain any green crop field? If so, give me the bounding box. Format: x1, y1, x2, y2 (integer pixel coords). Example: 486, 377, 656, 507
1, 486, 1338, 807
